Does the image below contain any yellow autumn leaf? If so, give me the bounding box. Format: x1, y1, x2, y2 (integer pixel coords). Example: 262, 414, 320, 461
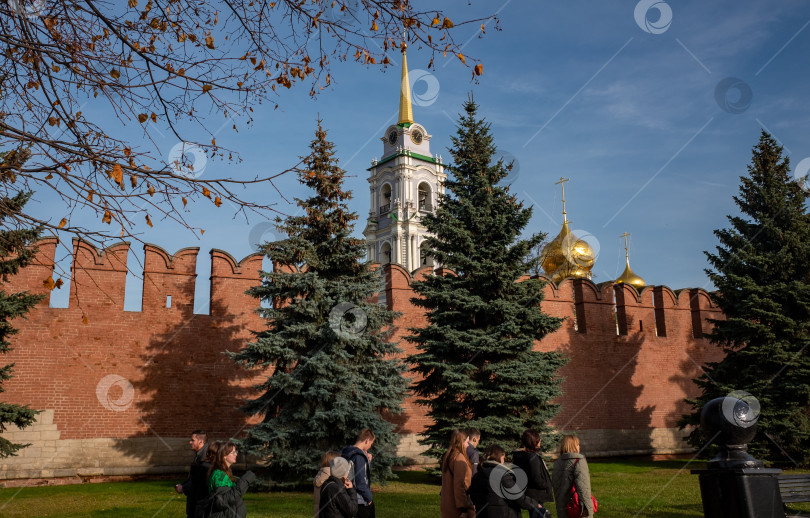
128, 0, 137, 7
102, 210, 112, 224
431, 16, 440, 26
151, 113, 157, 122
147, 185, 155, 196
214, 196, 222, 207
138, 113, 148, 123
45, 173, 53, 179
43, 276, 56, 290
370, 21, 378, 31
110, 69, 120, 79
182, 197, 188, 207
86, 189, 94, 202
202, 187, 211, 198
58, 218, 67, 228
474, 63, 483, 76
442, 17, 453, 29
130, 174, 138, 188
457, 53, 466, 65
55, 278, 64, 289
202, 84, 212, 93
205, 35, 214, 49
146, 214, 153, 227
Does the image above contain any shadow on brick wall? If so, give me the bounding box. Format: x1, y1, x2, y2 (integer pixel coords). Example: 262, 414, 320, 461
112, 297, 258, 464
554, 308, 655, 454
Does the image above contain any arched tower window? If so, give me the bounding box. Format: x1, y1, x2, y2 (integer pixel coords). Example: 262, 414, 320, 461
381, 242, 392, 264
380, 184, 392, 214
417, 182, 432, 211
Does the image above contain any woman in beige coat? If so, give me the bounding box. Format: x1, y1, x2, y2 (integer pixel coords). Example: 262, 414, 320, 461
552, 435, 594, 517
440, 429, 475, 518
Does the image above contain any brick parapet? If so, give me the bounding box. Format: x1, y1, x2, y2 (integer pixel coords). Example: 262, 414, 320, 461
0, 243, 726, 480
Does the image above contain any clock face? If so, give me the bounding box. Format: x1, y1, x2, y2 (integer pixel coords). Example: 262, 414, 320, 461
410, 129, 424, 145
388, 130, 398, 145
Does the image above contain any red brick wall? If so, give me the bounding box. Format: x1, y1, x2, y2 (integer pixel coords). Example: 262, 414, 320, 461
2, 242, 724, 446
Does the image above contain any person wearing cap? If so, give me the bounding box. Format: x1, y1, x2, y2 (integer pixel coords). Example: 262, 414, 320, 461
319, 457, 358, 518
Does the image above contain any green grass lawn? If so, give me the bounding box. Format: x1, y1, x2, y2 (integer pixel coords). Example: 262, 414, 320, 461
1, 461, 808, 517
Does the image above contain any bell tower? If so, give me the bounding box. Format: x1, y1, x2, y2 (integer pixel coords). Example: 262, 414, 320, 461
364, 48, 446, 270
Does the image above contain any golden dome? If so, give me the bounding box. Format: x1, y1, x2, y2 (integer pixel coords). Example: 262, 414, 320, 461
616, 258, 646, 289
540, 221, 595, 284
615, 232, 645, 289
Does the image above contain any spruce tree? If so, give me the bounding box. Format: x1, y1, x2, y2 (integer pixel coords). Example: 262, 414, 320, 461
408, 100, 566, 459
0, 179, 44, 457
681, 132, 810, 466
231, 122, 407, 485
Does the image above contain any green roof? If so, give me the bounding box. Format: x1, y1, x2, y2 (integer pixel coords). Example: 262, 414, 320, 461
369, 150, 439, 170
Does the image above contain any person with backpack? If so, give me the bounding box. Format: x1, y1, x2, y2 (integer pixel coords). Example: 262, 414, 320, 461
319, 457, 358, 518
511, 429, 554, 516
552, 435, 594, 518
340, 428, 376, 518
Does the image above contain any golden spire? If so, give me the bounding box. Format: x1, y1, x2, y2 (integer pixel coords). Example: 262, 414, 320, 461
398, 43, 414, 126
539, 178, 595, 284
615, 232, 646, 289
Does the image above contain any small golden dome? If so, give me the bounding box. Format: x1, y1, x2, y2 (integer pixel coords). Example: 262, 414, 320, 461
540, 221, 595, 283
616, 258, 646, 289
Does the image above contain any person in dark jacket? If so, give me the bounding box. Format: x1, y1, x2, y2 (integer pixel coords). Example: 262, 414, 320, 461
319, 456, 359, 518
340, 428, 375, 518
469, 444, 551, 518
175, 430, 210, 518
201, 441, 256, 518
466, 428, 481, 476
193, 441, 220, 518
511, 429, 553, 515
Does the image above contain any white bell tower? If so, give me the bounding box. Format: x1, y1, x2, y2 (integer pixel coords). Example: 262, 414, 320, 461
363, 48, 446, 271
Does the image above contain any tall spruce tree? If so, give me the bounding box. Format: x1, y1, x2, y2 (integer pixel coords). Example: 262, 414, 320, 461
231, 122, 407, 485
0, 177, 44, 457
408, 100, 566, 459
681, 132, 810, 466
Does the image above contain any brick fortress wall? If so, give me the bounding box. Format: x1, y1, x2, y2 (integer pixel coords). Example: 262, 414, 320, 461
0, 240, 724, 482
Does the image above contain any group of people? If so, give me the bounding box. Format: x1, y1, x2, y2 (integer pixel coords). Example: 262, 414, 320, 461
174, 430, 256, 518
442, 428, 594, 518
174, 427, 593, 518
174, 428, 378, 518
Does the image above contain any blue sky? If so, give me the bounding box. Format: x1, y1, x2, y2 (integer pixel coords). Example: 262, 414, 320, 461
38, 0, 810, 312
